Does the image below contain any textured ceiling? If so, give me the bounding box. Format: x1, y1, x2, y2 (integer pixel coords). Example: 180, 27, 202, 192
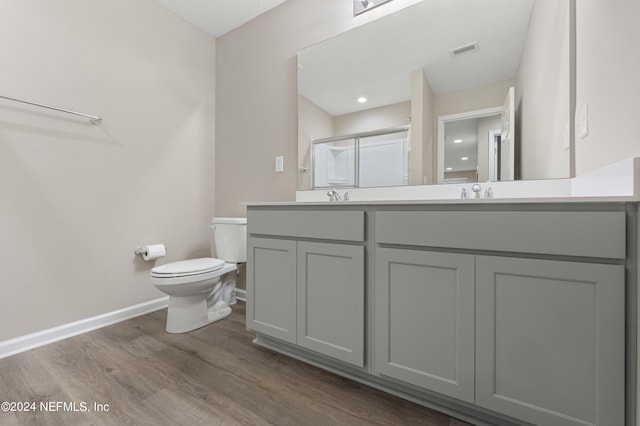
155, 0, 288, 38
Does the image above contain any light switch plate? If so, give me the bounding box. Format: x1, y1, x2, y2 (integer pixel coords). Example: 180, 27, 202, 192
275, 156, 284, 173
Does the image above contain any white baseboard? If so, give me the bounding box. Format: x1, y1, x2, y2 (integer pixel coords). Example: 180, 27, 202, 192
235, 288, 247, 302
0, 297, 169, 360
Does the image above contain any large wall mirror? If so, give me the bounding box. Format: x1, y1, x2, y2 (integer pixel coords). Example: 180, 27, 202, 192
297, 0, 573, 190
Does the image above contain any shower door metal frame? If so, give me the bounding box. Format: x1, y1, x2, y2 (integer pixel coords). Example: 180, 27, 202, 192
310, 125, 411, 190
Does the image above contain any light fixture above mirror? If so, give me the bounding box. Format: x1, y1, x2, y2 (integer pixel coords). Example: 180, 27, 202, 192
354, 0, 394, 16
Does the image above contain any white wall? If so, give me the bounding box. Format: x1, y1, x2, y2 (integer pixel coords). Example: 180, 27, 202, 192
0, 0, 216, 341
516, 0, 571, 180
575, 0, 640, 174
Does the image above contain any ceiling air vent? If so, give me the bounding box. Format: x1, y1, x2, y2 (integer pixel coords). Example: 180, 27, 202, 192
450, 42, 479, 57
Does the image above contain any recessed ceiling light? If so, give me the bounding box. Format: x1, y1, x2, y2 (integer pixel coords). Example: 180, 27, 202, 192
453, 139, 463, 144
446, 167, 452, 171
357, 97, 367, 103
461, 157, 469, 161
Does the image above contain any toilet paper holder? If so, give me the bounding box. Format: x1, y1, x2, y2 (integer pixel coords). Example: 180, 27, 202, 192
134, 244, 166, 259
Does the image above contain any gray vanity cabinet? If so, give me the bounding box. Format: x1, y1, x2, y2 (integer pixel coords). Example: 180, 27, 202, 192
246, 209, 366, 367
374, 248, 476, 402
248, 205, 631, 426
374, 209, 627, 426
297, 241, 365, 367
247, 237, 297, 343
475, 256, 625, 426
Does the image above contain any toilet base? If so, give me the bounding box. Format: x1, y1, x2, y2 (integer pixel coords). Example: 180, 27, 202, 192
165, 294, 232, 333
207, 305, 232, 323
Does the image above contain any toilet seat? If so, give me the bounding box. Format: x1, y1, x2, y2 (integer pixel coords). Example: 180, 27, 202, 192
151, 257, 225, 278
150, 260, 237, 296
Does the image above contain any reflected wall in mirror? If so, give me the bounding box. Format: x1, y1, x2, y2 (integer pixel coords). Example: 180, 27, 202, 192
298, 0, 573, 191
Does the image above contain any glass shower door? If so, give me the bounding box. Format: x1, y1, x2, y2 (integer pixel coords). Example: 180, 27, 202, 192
359, 130, 409, 188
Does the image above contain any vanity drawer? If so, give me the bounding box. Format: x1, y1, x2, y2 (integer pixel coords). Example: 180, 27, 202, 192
375, 210, 626, 259
248, 210, 365, 242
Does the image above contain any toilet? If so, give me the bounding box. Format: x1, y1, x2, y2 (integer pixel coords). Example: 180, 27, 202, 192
150, 217, 247, 333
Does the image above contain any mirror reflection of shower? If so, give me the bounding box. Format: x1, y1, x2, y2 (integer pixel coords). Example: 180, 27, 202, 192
313, 138, 357, 188
312, 127, 409, 189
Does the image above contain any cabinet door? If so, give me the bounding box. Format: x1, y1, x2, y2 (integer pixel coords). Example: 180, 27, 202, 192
374, 248, 475, 403
246, 237, 297, 343
297, 242, 365, 367
476, 256, 625, 426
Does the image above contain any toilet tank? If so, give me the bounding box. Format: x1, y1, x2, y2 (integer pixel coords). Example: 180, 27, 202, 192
210, 217, 247, 263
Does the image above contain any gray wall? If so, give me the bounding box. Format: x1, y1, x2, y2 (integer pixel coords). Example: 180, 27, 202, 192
0, 0, 216, 341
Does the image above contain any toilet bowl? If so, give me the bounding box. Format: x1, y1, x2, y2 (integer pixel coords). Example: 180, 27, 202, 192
150, 218, 247, 333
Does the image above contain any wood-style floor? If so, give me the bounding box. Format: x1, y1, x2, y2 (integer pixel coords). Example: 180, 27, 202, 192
0, 302, 472, 426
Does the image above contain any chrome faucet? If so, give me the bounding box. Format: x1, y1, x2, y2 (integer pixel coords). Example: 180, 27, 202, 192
461, 184, 494, 200
326, 189, 342, 202
484, 187, 494, 198
471, 184, 482, 199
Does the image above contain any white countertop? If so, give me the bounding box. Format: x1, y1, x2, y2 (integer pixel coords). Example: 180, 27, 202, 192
245, 157, 639, 206
242, 195, 640, 207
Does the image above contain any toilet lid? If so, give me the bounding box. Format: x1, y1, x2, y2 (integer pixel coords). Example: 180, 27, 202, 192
151, 258, 225, 277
